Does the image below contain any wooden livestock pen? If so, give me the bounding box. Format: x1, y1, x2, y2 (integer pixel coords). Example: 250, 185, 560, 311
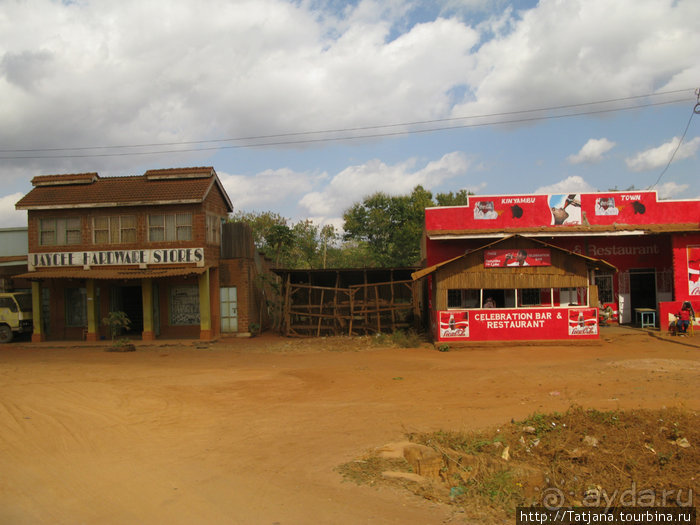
272, 268, 421, 337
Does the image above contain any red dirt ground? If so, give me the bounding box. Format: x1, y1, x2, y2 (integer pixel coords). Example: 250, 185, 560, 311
0, 326, 697, 524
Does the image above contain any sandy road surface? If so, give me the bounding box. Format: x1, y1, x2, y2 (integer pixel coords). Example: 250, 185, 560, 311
0, 328, 697, 525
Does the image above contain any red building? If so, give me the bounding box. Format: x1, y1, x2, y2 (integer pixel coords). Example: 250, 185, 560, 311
15, 167, 266, 342
419, 191, 700, 342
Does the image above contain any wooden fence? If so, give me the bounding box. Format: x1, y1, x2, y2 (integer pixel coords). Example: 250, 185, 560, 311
276, 269, 419, 337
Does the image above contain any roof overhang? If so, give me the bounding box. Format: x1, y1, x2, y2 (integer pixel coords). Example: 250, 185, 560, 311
413, 234, 617, 281
14, 266, 210, 280
15, 199, 203, 211
428, 230, 649, 240
426, 223, 699, 240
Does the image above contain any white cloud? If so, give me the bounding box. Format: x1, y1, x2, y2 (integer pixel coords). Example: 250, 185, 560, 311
0, 0, 698, 209
625, 136, 700, 172
219, 168, 322, 211
452, 0, 700, 117
567, 138, 616, 164
656, 181, 689, 200
534, 176, 596, 195
0, 0, 479, 168
0, 193, 28, 228
300, 151, 471, 218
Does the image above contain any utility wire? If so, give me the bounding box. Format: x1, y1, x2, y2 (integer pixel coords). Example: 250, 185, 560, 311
0, 89, 694, 160
647, 88, 700, 190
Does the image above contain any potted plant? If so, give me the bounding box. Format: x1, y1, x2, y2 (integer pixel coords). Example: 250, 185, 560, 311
102, 311, 135, 352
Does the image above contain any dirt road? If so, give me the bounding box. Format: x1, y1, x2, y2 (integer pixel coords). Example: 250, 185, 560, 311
0, 327, 697, 524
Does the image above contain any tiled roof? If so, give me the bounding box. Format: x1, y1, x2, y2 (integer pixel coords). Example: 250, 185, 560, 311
16, 167, 232, 211
31, 173, 98, 186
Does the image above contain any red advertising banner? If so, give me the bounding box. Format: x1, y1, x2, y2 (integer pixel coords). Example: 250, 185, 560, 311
437, 307, 599, 341
426, 191, 700, 232
688, 246, 700, 296
484, 248, 551, 268
439, 311, 469, 338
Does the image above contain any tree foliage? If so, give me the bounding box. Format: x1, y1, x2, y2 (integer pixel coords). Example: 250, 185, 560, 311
230, 211, 346, 269
232, 186, 473, 269
343, 186, 472, 267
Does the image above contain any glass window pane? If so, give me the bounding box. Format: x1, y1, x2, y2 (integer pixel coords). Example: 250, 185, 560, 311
66, 229, 81, 244
122, 228, 137, 243
65, 288, 87, 327
177, 226, 192, 241
165, 215, 176, 241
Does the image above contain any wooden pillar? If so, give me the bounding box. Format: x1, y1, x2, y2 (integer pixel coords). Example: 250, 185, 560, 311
31, 281, 44, 343
375, 284, 381, 333
198, 269, 212, 340
283, 273, 291, 336
85, 279, 98, 342
141, 278, 155, 341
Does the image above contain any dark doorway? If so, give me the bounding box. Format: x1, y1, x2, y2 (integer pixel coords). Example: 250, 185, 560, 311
111, 285, 143, 334
629, 269, 657, 317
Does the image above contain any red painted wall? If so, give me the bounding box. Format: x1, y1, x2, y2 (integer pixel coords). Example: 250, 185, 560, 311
672, 234, 700, 301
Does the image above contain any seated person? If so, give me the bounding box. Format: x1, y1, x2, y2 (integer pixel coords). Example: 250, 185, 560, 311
483, 296, 496, 308
677, 304, 691, 334
598, 302, 614, 325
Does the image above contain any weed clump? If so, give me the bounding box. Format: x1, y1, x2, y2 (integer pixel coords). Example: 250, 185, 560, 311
337, 406, 699, 525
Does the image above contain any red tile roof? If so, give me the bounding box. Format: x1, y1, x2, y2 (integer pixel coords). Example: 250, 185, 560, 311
16, 167, 232, 211
31, 173, 98, 186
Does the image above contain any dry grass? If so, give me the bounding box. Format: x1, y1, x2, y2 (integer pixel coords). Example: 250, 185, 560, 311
338, 406, 699, 524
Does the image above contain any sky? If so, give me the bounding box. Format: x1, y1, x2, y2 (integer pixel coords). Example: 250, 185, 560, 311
1, 0, 699, 230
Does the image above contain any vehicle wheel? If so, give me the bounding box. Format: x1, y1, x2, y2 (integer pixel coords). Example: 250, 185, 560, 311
0, 324, 13, 343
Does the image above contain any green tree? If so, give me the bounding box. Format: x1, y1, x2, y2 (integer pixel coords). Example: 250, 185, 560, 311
266, 223, 294, 266
230, 210, 289, 251
342, 185, 433, 267
435, 189, 472, 206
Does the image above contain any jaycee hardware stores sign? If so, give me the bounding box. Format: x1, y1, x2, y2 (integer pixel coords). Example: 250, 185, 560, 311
28, 248, 205, 270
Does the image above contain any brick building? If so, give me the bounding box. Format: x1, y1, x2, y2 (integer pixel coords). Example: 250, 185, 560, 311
15, 167, 265, 342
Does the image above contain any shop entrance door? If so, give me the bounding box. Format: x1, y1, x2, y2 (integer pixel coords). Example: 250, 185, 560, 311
152, 282, 160, 337
220, 287, 238, 333
111, 285, 143, 334
629, 269, 657, 314
41, 288, 51, 337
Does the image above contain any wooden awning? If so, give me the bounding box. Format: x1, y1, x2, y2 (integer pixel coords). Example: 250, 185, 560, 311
14, 266, 210, 280
412, 234, 617, 281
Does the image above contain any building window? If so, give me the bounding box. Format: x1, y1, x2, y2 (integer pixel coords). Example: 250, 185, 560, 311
206, 214, 221, 245
93, 216, 137, 244
595, 274, 614, 304
149, 213, 192, 242
519, 289, 542, 306
65, 288, 87, 327
447, 289, 480, 308
170, 285, 200, 325
39, 217, 81, 246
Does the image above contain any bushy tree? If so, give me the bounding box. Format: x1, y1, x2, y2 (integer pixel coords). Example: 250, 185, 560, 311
343, 185, 434, 267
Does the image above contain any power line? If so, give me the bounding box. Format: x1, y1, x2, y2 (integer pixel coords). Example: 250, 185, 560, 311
0, 89, 694, 160
648, 88, 700, 190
